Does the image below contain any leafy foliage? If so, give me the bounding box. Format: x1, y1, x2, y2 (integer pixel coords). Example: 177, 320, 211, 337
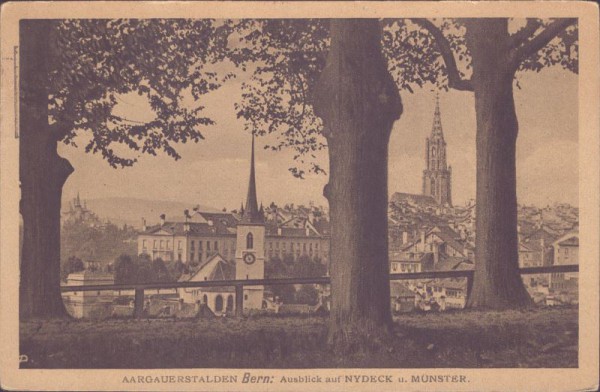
264, 254, 326, 304
382, 19, 468, 93
61, 219, 137, 266
230, 18, 577, 174
60, 256, 85, 281
51, 19, 232, 167
50, 18, 577, 174
231, 19, 330, 178
514, 19, 578, 75
113, 254, 174, 284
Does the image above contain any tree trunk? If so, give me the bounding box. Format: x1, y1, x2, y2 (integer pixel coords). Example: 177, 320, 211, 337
313, 19, 402, 350
465, 19, 531, 308
20, 20, 73, 319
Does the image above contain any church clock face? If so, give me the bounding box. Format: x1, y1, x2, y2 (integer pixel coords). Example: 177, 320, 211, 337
243, 252, 256, 265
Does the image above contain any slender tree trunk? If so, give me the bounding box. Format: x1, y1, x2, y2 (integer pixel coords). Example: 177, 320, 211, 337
465, 19, 531, 308
20, 20, 73, 319
313, 19, 402, 350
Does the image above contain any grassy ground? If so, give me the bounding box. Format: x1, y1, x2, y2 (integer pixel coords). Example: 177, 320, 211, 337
20, 306, 577, 369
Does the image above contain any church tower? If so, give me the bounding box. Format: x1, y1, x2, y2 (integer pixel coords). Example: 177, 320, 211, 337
422, 95, 453, 206
235, 136, 265, 310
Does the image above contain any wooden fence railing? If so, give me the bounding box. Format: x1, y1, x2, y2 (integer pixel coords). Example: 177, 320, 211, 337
60, 264, 579, 318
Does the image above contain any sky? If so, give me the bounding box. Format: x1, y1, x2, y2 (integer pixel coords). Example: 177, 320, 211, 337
60, 63, 578, 211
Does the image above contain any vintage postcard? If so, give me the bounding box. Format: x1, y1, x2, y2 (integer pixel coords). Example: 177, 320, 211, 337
0, 1, 598, 391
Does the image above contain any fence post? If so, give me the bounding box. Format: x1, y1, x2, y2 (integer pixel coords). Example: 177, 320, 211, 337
134, 288, 145, 318
235, 284, 244, 317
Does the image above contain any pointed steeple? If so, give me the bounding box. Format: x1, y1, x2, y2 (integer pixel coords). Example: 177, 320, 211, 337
242, 135, 264, 224
431, 92, 445, 140
75, 192, 81, 208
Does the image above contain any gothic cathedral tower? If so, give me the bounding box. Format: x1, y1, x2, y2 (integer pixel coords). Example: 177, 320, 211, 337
235, 136, 266, 310
422, 95, 453, 206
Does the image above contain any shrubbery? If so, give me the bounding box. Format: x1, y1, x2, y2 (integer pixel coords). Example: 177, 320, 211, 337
113, 254, 177, 284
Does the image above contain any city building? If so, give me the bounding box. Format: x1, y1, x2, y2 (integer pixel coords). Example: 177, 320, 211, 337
137, 143, 330, 267
61, 271, 115, 318
390, 282, 416, 313
141, 137, 329, 311
177, 253, 236, 314
550, 231, 579, 293
399, 225, 473, 263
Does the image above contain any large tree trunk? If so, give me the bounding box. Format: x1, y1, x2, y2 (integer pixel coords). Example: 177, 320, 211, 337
20, 20, 73, 319
465, 19, 531, 308
313, 19, 402, 349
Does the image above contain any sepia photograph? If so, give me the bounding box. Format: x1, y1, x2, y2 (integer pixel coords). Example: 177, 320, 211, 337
0, 1, 598, 391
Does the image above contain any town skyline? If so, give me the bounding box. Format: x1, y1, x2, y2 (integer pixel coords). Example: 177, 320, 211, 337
59, 64, 578, 210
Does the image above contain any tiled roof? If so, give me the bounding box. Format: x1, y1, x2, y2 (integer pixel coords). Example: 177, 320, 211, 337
428, 225, 465, 255
523, 227, 559, 245
430, 279, 467, 291
557, 236, 579, 247
422, 254, 472, 272
141, 210, 327, 239
453, 259, 475, 271
520, 240, 541, 252
180, 254, 236, 293
391, 192, 438, 207
390, 282, 416, 298
142, 219, 236, 237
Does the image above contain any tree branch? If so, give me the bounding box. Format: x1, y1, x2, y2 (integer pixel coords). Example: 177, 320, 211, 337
412, 18, 473, 92
509, 19, 542, 49
510, 18, 577, 69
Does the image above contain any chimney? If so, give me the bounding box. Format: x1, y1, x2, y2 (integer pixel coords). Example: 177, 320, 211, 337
142, 218, 147, 232
208, 219, 213, 227
402, 231, 408, 244
305, 226, 310, 237
178, 298, 184, 311
277, 227, 282, 236
420, 231, 426, 252
195, 300, 201, 313
160, 214, 166, 226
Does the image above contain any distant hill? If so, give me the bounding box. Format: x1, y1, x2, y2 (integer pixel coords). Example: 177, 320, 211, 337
62, 197, 221, 229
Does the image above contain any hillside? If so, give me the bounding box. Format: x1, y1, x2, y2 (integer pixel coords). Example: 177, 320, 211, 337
62, 197, 220, 228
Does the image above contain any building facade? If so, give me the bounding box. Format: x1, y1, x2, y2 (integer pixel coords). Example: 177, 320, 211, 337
137, 137, 330, 266
61, 271, 115, 318
138, 138, 330, 311
550, 231, 579, 293
422, 96, 452, 206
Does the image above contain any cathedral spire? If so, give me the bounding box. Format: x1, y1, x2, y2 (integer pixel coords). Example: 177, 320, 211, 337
422, 93, 452, 207
431, 93, 444, 140
242, 135, 264, 224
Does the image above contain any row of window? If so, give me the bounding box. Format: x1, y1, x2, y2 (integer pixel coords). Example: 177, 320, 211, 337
391, 263, 420, 273
142, 239, 235, 252
142, 237, 328, 255
142, 239, 175, 250
267, 241, 320, 251
267, 249, 321, 259
191, 240, 235, 252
